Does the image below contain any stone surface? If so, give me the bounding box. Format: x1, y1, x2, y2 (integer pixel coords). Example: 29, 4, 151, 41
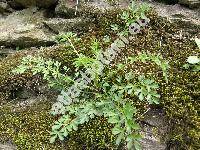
8, 0, 58, 9
55, 0, 77, 18
140, 109, 167, 150
55, 0, 124, 17
0, 143, 16, 150
141, 126, 167, 150
179, 0, 200, 8
139, 0, 200, 35
43, 17, 91, 34
0, 8, 55, 48
0, 1, 13, 15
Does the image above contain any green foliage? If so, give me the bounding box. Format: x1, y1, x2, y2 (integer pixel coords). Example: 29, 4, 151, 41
14, 45, 167, 150
183, 56, 200, 71
128, 52, 170, 82
55, 32, 78, 44
13, 55, 73, 90
195, 38, 200, 49
110, 1, 150, 36
48, 47, 166, 149
12, 3, 168, 149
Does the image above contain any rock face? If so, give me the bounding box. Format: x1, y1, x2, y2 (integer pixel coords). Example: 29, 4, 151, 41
140, 109, 167, 150
55, 0, 77, 18
179, 0, 200, 8
54, 0, 116, 18
0, 1, 13, 15
0, 8, 55, 48
140, 0, 200, 35
8, 0, 58, 9
44, 17, 91, 34
0, 143, 16, 150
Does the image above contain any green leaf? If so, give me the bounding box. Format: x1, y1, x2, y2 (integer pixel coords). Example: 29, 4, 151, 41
127, 140, 133, 150
146, 94, 151, 101
193, 65, 200, 71
139, 93, 144, 101
127, 134, 142, 141
58, 133, 64, 141
124, 103, 136, 120
63, 129, 68, 137
128, 88, 133, 94
79, 115, 89, 124
134, 140, 142, 150
126, 120, 140, 130
125, 72, 135, 81
151, 97, 159, 104
183, 64, 190, 69
132, 122, 141, 130
187, 56, 200, 64
112, 125, 123, 135
111, 24, 119, 31
50, 135, 57, 143
128, 56, 138, 63
108, 116, 120, 124
52, 124, 62, 130
150, 83, 159, 89
72, 123, 78, 131
120, 11, 129, 20
66, 125, 72, 132
116, 132, 124, 145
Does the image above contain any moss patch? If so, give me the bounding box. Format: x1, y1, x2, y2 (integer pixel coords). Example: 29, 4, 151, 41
0, 100, 117, 149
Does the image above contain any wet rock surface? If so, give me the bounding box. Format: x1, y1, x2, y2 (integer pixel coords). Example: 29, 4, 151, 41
0, 8, 55, 48
55, 0, 77, 18
179, 0, 200, 8
140, 109, 167, 150
141, 0, 200, 35
44, 17, 91, 34
7, 0, 58, 9
0, 0, 13, 15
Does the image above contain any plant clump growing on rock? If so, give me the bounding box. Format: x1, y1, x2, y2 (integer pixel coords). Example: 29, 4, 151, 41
0, 1, 199, 150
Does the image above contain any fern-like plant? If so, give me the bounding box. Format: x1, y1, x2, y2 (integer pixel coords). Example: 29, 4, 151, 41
13, 3, 169, 149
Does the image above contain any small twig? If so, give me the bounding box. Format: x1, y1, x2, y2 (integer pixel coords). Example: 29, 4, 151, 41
75, 0, 79, 16
136, 107, 151, 120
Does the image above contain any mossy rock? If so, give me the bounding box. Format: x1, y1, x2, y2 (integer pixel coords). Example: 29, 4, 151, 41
0, 100, 117, 150
0, 7, 199, 150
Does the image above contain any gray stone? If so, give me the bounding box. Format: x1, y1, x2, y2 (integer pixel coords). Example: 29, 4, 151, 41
179, 0, 200, 8
0, 8, 55, 48
140, 109, 167, 150
0, 143, 16, 150
8, 0, 58, 9
55, 0, 117, 18
55, 0, 77, 18
138, 1, 200, 35
43, 17, 91, 34
16, 87, 36, 99
0, 1, 13, 14
141, 126, 167, 150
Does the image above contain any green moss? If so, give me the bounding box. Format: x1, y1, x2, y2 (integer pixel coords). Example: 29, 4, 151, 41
0, 51, 35, 102
0, 101, 117, 149
160, 71, 200, 149
0, 101, 61, 149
